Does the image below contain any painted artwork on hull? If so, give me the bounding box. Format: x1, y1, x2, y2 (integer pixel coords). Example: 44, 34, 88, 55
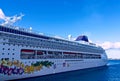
0, 59, 54, 75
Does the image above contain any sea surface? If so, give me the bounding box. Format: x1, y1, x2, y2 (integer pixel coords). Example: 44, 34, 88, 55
18, 60, 120, 81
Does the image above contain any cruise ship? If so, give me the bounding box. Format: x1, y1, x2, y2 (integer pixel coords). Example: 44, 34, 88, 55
0, 25, 108, 80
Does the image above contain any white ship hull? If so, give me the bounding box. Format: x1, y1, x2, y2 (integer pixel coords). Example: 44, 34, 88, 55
0, 25, 108, 81
1, 58, 107, 81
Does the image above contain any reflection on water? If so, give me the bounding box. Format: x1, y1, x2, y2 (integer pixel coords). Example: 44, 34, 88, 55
18, 60, 120, 81
107, 60, 120, 66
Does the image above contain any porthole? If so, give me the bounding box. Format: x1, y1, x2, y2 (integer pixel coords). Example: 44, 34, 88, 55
5, 58, 9, 60
3, 38, 6, 40
12, 58, 14, 60
1, 58, 4, 60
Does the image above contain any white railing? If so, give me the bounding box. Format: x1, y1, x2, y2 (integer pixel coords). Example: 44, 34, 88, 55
0, 25, 101, 48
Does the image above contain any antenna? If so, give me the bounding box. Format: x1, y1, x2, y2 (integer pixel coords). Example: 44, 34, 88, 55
30, 27, 32, 30
68, 34, 72, 40
29, 27, 32, 32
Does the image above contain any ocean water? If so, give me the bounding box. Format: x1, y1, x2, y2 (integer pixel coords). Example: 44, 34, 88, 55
18, 60, 120, 81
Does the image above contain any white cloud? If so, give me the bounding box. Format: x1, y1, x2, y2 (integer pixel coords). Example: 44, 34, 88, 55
106, 49, 120, 59
0, 9, 5, 19
96, 41, 120, 50
1, 14, 24, 26
0, 8, 24, 25
96, 41, 120, 59
114, 42, 120, 49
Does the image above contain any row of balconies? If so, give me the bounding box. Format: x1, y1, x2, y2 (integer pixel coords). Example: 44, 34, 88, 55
0, 33, 103, 54
20, 54, 101, 59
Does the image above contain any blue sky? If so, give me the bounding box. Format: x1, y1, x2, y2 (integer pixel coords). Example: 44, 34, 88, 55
0, 0, 120, 58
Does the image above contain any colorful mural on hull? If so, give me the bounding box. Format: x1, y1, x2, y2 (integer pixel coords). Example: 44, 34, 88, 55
0, 59, 54, 75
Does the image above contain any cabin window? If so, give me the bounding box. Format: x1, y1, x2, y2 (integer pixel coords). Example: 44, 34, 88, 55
48, 51, 53, 54
20, 49, 35, 59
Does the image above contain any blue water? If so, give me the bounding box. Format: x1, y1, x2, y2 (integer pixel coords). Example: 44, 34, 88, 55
18, 60, 120, 81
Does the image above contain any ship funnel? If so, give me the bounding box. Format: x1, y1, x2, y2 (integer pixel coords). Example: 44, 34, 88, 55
75, 35, 89, 42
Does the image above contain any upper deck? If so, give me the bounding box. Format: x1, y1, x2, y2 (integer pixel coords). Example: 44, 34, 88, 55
0, 25, 102, 50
